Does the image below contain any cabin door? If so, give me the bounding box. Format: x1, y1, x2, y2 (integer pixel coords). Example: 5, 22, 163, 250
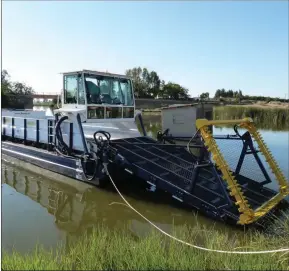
63, 74, 86, 109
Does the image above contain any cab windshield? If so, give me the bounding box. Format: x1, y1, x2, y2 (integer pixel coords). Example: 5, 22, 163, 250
84, 74, 134, 106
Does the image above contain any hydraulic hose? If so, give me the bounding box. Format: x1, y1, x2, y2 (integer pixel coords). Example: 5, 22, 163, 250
55, 115, 71, 155
81, 154, 99, 182
80, 130, 113, 183
55, 114, 83, 159
93, 130, 111, 145
55, 115, 111, 183
76, 113, 89, 155
81, 143, 111, 183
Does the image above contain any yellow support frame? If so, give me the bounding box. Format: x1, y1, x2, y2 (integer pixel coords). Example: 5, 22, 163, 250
196, 118, 289, 225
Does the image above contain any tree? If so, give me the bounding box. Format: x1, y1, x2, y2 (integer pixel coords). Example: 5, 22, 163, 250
157, 80, 166, 98
126, 67, 145, 97
12, 81, 34, 95
227, 89, 234, 98
1, 70, 12, 95
125, 67, 161, 98
147, 71, 161, 97
215, 88, 242, 99
220, 88, 226, 97
214, 88, 226, 98
200, 92, 209, 99
215, 89, 221, 98
163, 82, 189, 100
238, 89, 243, 98
125, 67, 146, 97
1, 70, 35, 109
126, 66, 192, 100
1, 70, 12, 106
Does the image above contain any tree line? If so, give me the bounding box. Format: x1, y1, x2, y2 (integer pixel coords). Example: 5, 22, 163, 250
2, 69, 288, 109
2, 70, 35, 109
126, 68, 289, 103
211, 88, 288, 103
214, 88, 243, 99
125, 67, 189, 100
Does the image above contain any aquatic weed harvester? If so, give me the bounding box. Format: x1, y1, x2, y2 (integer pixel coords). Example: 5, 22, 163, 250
2, 70, 289, 227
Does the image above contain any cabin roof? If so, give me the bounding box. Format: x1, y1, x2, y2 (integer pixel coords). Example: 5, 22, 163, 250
61, 69, 130, 79
161, 103, 214, 110
161, 103, 199, 110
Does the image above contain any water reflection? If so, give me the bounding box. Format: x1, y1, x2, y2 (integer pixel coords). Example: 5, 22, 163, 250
2, 162, 236, 253
140, 114, 162, 137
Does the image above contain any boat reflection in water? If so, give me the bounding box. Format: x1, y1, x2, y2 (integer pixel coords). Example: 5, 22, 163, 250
4, 161, 233, 252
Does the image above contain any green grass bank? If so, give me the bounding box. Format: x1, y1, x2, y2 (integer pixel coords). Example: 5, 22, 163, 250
2, 218, 289, 270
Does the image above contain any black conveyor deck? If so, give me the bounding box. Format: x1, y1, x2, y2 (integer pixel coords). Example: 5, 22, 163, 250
110, 136, 281, 223
111, 137, 232, 212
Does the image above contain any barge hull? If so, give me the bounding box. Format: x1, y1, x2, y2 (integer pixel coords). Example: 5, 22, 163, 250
2, 142, 82, 181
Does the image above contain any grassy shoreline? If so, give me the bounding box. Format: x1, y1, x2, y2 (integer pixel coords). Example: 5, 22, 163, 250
142, 103, 289, 112
214, 105, 289, 129
2, 220, 289, 270
142, 105, 289, 130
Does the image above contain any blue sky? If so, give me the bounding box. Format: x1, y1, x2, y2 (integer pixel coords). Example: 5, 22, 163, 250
2, 1, 288, 98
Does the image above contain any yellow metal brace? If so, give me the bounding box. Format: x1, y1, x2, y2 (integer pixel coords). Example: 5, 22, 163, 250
196, 118, 289, 225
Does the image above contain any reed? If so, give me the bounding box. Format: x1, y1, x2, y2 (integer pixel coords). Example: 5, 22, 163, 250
2, 219, 289, 270
214, 106, 289, 130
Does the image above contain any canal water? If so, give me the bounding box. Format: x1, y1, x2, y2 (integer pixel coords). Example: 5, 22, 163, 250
2, 112, 289, 253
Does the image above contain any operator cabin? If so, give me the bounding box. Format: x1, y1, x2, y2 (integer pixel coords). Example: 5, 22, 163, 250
59, 70, 136, 120
55, 70, 141, 145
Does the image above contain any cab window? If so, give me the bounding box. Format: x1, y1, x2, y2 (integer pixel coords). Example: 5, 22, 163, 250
78, 75, 85, 105
64, 75, 78, 104
84, 74, 134, 106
